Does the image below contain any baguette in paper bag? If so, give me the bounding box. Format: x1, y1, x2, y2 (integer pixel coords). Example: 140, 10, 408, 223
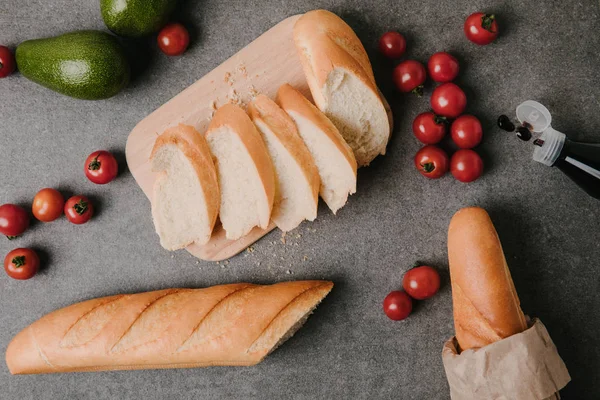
443, 207, 570, 399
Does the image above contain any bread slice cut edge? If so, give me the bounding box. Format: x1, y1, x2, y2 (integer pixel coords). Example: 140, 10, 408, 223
150, 124, 219, 250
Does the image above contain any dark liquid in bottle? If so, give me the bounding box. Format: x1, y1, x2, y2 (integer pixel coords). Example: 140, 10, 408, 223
553, 139, 600, 199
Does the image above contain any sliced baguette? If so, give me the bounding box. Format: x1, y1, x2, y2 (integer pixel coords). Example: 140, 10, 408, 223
205, 104, 275, 240
293, 10, 390, 167
150, 124, 219, 250
277, 84, 357, 214
248, 95, 320, 231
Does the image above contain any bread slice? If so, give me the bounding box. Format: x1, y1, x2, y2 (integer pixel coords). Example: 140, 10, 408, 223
277, 84, 357, 214
248, 95, 320, 231
293, 10, 390, 167
205, 104, 275, 240
150, 124, 219, 250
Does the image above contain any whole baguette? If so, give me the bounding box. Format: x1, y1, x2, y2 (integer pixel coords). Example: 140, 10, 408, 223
6, 281, 333, 374
448, 207, 527, 351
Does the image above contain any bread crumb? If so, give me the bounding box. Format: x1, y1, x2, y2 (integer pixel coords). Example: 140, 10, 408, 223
195, 261, 199, 265
286, 270, 292, 274
216, 261, 220, 265
224, 72, 234, 86
303, 255, 309, 262
295, 234, 302, 239
249, 85, 260, 98
247, 246, 255, 253
237, 64, 248, 78
227, 88, 241, 105
224, 260, 229, 265
280, 232, 287, 244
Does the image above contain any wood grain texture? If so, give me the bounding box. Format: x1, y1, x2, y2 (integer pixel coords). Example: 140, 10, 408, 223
126, 14, 393, 261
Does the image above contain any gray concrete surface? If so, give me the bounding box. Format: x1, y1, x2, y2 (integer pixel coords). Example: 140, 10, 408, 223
1, 1, 599, 399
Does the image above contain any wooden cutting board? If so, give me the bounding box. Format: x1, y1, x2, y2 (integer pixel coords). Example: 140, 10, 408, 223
126, 13, 393, 261
126, 15, 305, 261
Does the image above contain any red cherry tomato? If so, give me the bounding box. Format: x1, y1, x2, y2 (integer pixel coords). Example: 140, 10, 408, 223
451, 115, 483, 149
412, 112, 448, 144
158, 23, 190, 56
431, 83, 467, 119
0, 204, 29, 238
428, 52, 459, 83
414, 145, 449, 179
379, 31, 406, 59
4, 248, 39, 280
64, 196, 93, 225
403, 266, 441, 300
393, 60, 426, 95
383, 291, 413, 321
464, 13, 498, 46
0, 46, 16, 78
450, 149, 484, 182
32, 188, 65, 222
85, 150, 118, 184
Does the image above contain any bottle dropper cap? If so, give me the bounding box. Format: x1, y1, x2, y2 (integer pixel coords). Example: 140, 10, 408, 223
516, 100, 566, 167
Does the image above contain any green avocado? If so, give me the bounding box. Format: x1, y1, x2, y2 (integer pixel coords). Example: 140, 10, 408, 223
16, 31, 130, 100
100, 0, 177, 37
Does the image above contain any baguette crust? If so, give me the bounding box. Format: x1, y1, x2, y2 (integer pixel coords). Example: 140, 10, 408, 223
276, 84, 357, 177
206, 104, 275, 230
293, 10, 378, 109
6, 281, 333, 374
448, 207, 527, 351
293, 10, 390, 166
150, 124, 220, 248
248, 94, 320, 211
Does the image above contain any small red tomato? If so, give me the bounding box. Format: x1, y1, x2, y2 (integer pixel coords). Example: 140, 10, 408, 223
32, 188, 65, 222
383, 291, 413, 321
85, 150, 118, 184
412, 112, 447, 144
414, 145, 449, 179
450, 149, 484, 182
451, 115, 483, 149
428, 52, 459, 83
431, 83, 467, 119
403, 266, 441, 300
64, 196, 93, 225
379, 31, 406, 59
0, 204, 29, 238
393, 60, 426, 95
464, 13, 498, 46
0, 46, 16, 78
4, 248, 39, 280
158, 23, 190, 56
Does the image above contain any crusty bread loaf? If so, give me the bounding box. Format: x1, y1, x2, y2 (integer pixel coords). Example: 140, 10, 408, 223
150, 124, 220, 250
448, 207, 528, 351
6, 280, 333, 374
248, 95, 320, 231
293, 10, 390, 167
205, 104, 275, 240
277, 84, 357, 214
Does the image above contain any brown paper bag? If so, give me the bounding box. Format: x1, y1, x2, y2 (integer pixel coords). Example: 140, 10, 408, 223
442, 318, 570, 400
